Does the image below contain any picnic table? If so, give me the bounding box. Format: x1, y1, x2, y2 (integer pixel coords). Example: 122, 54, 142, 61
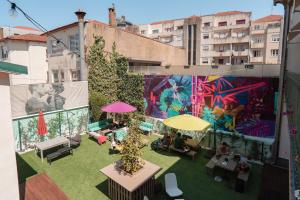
35, 136, 70, 162
211, 155, 238, 172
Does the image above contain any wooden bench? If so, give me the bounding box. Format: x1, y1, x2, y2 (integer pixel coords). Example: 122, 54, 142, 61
169, 144, 197, 160
205, 159, 216, 175
46, 147, 73, 164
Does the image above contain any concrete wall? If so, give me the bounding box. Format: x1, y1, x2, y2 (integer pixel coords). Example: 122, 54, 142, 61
129, 64, 280, 77
0, 85, 19, 200
86, 22, 186, 66
279, 101, 290, 159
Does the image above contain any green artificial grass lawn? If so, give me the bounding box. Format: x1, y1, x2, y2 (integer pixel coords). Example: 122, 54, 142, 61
17, 135, 262, 200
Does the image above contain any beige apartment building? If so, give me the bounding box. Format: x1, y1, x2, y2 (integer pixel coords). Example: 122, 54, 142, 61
250, 15, 283, 64
138, 19, 185, 48
138, 11, 283, 66
44, 7, 186, 83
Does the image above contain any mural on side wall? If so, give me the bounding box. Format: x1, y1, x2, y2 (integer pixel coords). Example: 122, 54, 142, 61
144, 75, 279, 138
25, 83, 66, 114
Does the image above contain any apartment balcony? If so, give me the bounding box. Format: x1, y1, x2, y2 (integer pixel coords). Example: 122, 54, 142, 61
213, 36, 249, 44
212, 51, 232, 57
251, 42, 265, 48
214, 23, 250, 31
250, 56, 264, 63
251, 29, 266, 35
232, 50, 249, 57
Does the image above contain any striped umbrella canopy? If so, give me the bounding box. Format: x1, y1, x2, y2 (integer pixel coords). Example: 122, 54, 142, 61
37, 111, 48, 136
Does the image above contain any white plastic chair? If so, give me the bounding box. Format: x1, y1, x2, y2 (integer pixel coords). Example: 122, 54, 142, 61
143, 196, 149, 200
165, 173, 183, 198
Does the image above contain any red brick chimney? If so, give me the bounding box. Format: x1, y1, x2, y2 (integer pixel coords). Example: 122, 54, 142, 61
108, 4, 117, 27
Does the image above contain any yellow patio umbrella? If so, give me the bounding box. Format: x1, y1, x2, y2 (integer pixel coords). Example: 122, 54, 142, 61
163, 114, 211, 131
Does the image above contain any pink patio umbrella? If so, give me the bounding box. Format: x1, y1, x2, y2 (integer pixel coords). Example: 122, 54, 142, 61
101, 101, 137, 113
101, 101, 137, 126
37, 111, 48, 141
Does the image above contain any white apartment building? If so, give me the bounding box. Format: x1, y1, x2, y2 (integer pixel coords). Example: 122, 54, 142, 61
0, 26, 42, 38
139, 11, 283, 66
200, 11, 252, 65
138, 19, 185, 48
0, 34, 48, 85
250, 15, 283, 64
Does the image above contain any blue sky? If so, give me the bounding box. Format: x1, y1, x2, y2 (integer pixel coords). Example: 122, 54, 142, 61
0, 0, 284, 30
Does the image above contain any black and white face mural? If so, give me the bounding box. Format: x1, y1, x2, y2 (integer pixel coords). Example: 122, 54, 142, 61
25, 83, 66, 114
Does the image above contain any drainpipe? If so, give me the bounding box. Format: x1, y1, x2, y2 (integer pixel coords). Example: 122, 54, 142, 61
272, 2, 290, 164
75, 10, 87, 81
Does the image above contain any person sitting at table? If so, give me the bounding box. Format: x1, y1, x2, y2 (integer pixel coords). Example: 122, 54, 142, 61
217, 142, 230, 155
161, 133, 172, 147
174, 132, 187, 150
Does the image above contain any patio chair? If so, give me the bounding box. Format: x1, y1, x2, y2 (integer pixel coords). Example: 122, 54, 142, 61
143, 196, 149, 200
165, 173, 183, 198
67, 134, 81, 147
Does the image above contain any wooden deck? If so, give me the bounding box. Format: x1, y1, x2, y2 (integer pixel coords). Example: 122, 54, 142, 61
19, 173, 69, 200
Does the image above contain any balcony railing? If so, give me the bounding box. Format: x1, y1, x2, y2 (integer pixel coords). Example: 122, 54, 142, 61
251, 29, 266, 35
212, 51, 232, 57
232, 50, 249, 57
214, 23, 250, 31
213, 36, 249, 44
251, 42, 265, 48
250, 57, 264, 63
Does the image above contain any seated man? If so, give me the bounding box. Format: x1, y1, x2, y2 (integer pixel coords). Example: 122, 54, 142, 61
161, 133, 172, 148
174, 133, 185, 150
217, 142, 230, 155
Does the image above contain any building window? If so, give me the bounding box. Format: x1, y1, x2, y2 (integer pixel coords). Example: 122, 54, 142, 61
236, 19, 246, 25
61, 71, 65, 82
0, 46, 8, 59
52, 70, 59, 83
176, 35, 182, 41
202, 45, 209, 51
216, 32, 227, 39
218, 21, 227, 27
176, 26, 183, 30
268, 23, 281, 29
253, 36, 263, 43
236, 31, 246, 38
140, 30, 146, 34
253, 50, 261, 57
254, 25, 262, 30
188, 25, 192, 65
193, 24, 197, 65
203, 33, 209, 39
165, 27, 174, 32
69, 34, 79, 52
202, 58, 208, 64
71, 70, 80, 81
203, 22, 210, 27
271, 34, 280, 42
152, 29, 159, 34
271, 49, 279, 57
51, 40, 64, 54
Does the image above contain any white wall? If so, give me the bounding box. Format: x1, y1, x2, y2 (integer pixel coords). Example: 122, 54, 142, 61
0, 85, 19, 200
6, 40, 47, 85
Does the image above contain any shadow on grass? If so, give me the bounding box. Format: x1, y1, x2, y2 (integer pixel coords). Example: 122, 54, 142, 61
95, 179, 109, 198
16, 153, 37, 184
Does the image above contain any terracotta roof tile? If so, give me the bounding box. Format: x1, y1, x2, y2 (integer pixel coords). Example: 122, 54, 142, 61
215, 11, 251, 16
14, 26, 40, 32
0, 34, 46, 43
253, 15, 283, 23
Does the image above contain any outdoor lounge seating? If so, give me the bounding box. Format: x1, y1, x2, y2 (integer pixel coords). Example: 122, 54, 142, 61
165, 173, 183, 198
46, 146, 73, 164
139, 121, 154, 134
88, 119, 113, 132
169, 144, 197, 160
185, 138, 201, 150
88, 131, 107, 144
67, 134, 81, 147
107, 127, 128, 142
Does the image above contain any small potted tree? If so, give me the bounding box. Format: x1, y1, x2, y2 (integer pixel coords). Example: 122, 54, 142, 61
119, 119, 145, 174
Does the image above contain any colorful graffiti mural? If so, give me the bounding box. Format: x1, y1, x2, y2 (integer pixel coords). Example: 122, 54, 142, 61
144, 75, 279, 138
